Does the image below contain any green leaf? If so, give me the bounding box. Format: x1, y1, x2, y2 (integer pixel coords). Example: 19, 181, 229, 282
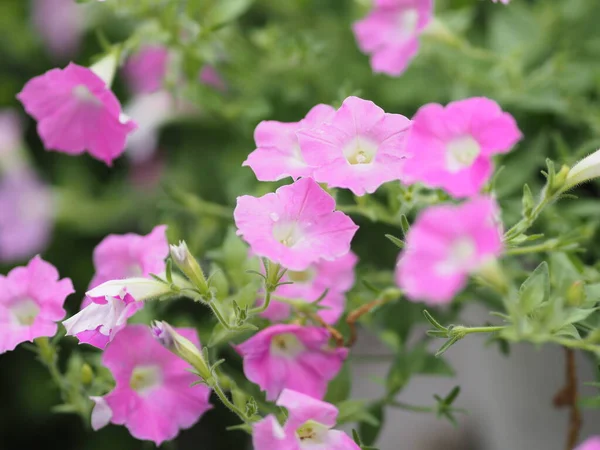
518, 261, 550, 313
205, 0, 254, 29
336, 400, 379, 426
325, 363, 351, 404
358, 403, 385, 446
549, 253, 581, 293
384, 234, 404, 249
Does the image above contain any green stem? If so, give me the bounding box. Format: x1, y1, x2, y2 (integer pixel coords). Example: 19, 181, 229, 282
208, 299, 233, 330
210, 379, 250, 424
458, 326, 506, 335
504, 193, 556, 242
36, 338, 66, 394
506, 240, 559, 255
552, 338, 600, 354
249, 262, 282, 315
388, 401, 435, 413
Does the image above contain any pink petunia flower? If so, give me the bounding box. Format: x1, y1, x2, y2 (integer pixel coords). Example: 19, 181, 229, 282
577, 437, 600, 450
0, 170, 54, 263
32, 0, 83, 60
297, 96, 411, 196
243, 104, 336, 181
17, 63, 137, 166
236, 324, 348, 401
262, 251, 358, 324
234, 177, 358, 271
253, 389, 360, 450
123, 46, 169, 95
64, 226, 168, 348
401, 97, 522, 198
396, 197, 503, 304
353, 0, 433, 76
91, 325, 212, 445
0, 256, 74, 353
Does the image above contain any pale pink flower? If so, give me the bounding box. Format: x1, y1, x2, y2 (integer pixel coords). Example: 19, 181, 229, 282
262, 251, 358, 324
32, 0, 83, 60
66, 226, 168, 347
401, 97, 522, 198
396, 197, 503, 304
123, 46, 169, 95
17, 63, 137, 166
577, 437, 600, 450
0, 256, 73, 353
253, 389, 360, 450
0, 170, 54, 263
243, 104, 336, 181
297, 96, 411, 196
234, 178, 358, 271
199, 66, 226, 91
236, 324, 347, 401
91, 325, 212, 445
492, 0, 510, 4
89, 225, 169, 289
0, 110, 22, 158
353, 0, 433, 76
63, 293, 140, 349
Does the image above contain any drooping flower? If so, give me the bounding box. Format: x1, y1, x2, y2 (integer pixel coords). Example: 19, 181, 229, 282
89, 225, 169, 289
396, 197, 503, 304
234, 177, 358, 271
236, 324, 348, 401
63, 226, 169, 348
32, 0, 83, 60
253, 389, 360, 450
0, 170, 54, 263
17, 63, 137, 165
243, 104, 336, 181
123, 46, 169, 95
91, 325, 212, 445
262, 251, 358, 324
576, 437, 600, 450
63, 293, 140, 349
564, 148, 600, 191
401, 97, 522, 198
0, 256, 73, 353
297, 96, 411, 196
353, 0, 433, 76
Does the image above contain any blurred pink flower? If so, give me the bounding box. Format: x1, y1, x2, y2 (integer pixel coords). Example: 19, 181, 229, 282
353, 0, 433, 76
253, 389, 360, 450
577, 437, 600, 450
63, 293, 141, 349
0, 170, 54, 263
262, 251, 358, 324
91, 325, 212, 445
243, 104, 335, 181
32, 0, 83, 60
234, 178, 358, 271
236, 325, 348, 401
17, 63, 137, 165
396, 197, 503, 304
123, 46, 169, 95
492, 0, 510, 4
401, 97, 522, 198
0, 109, 22, 158
298, 96, 411, 196
199, 66, 226, 91
0, 256, 73, 353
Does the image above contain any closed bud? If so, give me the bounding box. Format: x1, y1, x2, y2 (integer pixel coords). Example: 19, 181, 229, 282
170, 241, 210, 296
151, 321, 211, 381
564, 148, 600, 191
81, 363, 94, 385
566, 280, 586, 307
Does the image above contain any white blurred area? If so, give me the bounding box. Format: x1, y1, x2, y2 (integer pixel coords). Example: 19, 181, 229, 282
350, 305, 600, 450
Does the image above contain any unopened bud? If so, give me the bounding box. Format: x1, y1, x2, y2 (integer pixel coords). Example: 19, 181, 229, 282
170, 241, 210, 295
151, 321, 211, 380
81, 363, 94, 385
564, 149, 600, 191
566, 280, 586, 307
86, 277, 173, 301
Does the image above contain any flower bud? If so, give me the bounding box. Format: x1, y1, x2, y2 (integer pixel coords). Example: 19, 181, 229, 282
81, 363, 94, 386
89, 47, 120, 87
566, 280, 586, 307
151, 321, 211, 381
564, 149, 600, 191
86, 277, 173, 301
170, 241, 210, 296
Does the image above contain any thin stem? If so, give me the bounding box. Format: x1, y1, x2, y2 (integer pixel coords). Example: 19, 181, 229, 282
249, 262, 282, 316
506, 241, 558, 255
388, 401, 435, 413
208, 300, 232, 330
248, 289, 272, 315
458, 326, 506, 335
505, 193, 555, 242
553, 348, 582, 450
210, 380, 250, 425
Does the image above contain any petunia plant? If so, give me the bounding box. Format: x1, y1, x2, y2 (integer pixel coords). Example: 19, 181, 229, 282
4, 0, 600, 449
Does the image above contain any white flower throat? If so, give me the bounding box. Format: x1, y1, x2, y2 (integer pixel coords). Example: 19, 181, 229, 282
446, 136, 481, 172
343, 137, 377, 165
10, 299, 40, 326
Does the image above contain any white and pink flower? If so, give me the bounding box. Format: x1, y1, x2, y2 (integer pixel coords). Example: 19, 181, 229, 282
236, 324, 347, 401
0, 256, 73, 353
297, 96, 411, 196
396, 197, 503, 304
